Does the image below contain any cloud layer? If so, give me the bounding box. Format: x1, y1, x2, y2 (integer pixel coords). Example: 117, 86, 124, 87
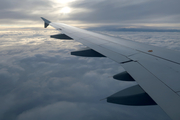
0, 28, 176, 120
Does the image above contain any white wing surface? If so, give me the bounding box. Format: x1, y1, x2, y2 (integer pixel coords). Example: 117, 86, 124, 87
41, 17, 180, 120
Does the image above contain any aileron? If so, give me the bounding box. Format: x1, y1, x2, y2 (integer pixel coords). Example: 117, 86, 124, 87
121, 61, 180, 120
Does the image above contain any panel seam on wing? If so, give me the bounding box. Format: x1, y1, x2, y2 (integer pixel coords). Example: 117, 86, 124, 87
135, 62, 178, 94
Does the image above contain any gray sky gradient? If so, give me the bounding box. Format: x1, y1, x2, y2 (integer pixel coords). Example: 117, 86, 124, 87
0, 0, 180, 29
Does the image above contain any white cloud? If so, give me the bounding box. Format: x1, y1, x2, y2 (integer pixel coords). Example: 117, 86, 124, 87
0, 28, 175, 120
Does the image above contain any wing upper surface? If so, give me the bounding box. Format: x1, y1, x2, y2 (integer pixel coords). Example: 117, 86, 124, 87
41, 18, 180, 120
51, 23, 180, 64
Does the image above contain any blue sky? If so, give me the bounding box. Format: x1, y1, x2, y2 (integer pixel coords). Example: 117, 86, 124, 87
0, 0, 180, 120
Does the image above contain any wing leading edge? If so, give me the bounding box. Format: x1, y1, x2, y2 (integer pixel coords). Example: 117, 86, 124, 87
41, 17, 180, 120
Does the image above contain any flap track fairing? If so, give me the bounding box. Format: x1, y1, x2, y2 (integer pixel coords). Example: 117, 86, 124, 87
71, 48, 106, 57
50, 34, 73, 40
113, 71, 135, 81
107, 85, 157, 106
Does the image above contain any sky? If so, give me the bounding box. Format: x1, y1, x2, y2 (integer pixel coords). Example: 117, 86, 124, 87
0, 0, 180, 29
0, 0, 180, 120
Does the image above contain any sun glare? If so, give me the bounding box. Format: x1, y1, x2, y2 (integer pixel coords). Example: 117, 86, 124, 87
60, 7, 71, 14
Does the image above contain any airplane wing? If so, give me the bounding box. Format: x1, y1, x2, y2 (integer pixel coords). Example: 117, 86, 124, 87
41, 17, 180, 120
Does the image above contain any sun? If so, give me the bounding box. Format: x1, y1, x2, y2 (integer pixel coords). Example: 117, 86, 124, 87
60, 7, 71, 14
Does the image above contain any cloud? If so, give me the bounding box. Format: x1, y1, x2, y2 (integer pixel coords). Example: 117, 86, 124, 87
0, 0, 54, 24
104, 31, 180, 51
16, 101, 167, 120
68, 0, 180, 25
0, 1, 179, 119
0, 0, 179, 29
0, 27, 174, 120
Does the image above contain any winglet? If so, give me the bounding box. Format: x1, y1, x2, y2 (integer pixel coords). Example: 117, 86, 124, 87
41, 17, 51, 28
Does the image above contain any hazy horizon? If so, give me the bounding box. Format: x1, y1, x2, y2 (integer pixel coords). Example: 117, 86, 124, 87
0, 0, 180, 120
